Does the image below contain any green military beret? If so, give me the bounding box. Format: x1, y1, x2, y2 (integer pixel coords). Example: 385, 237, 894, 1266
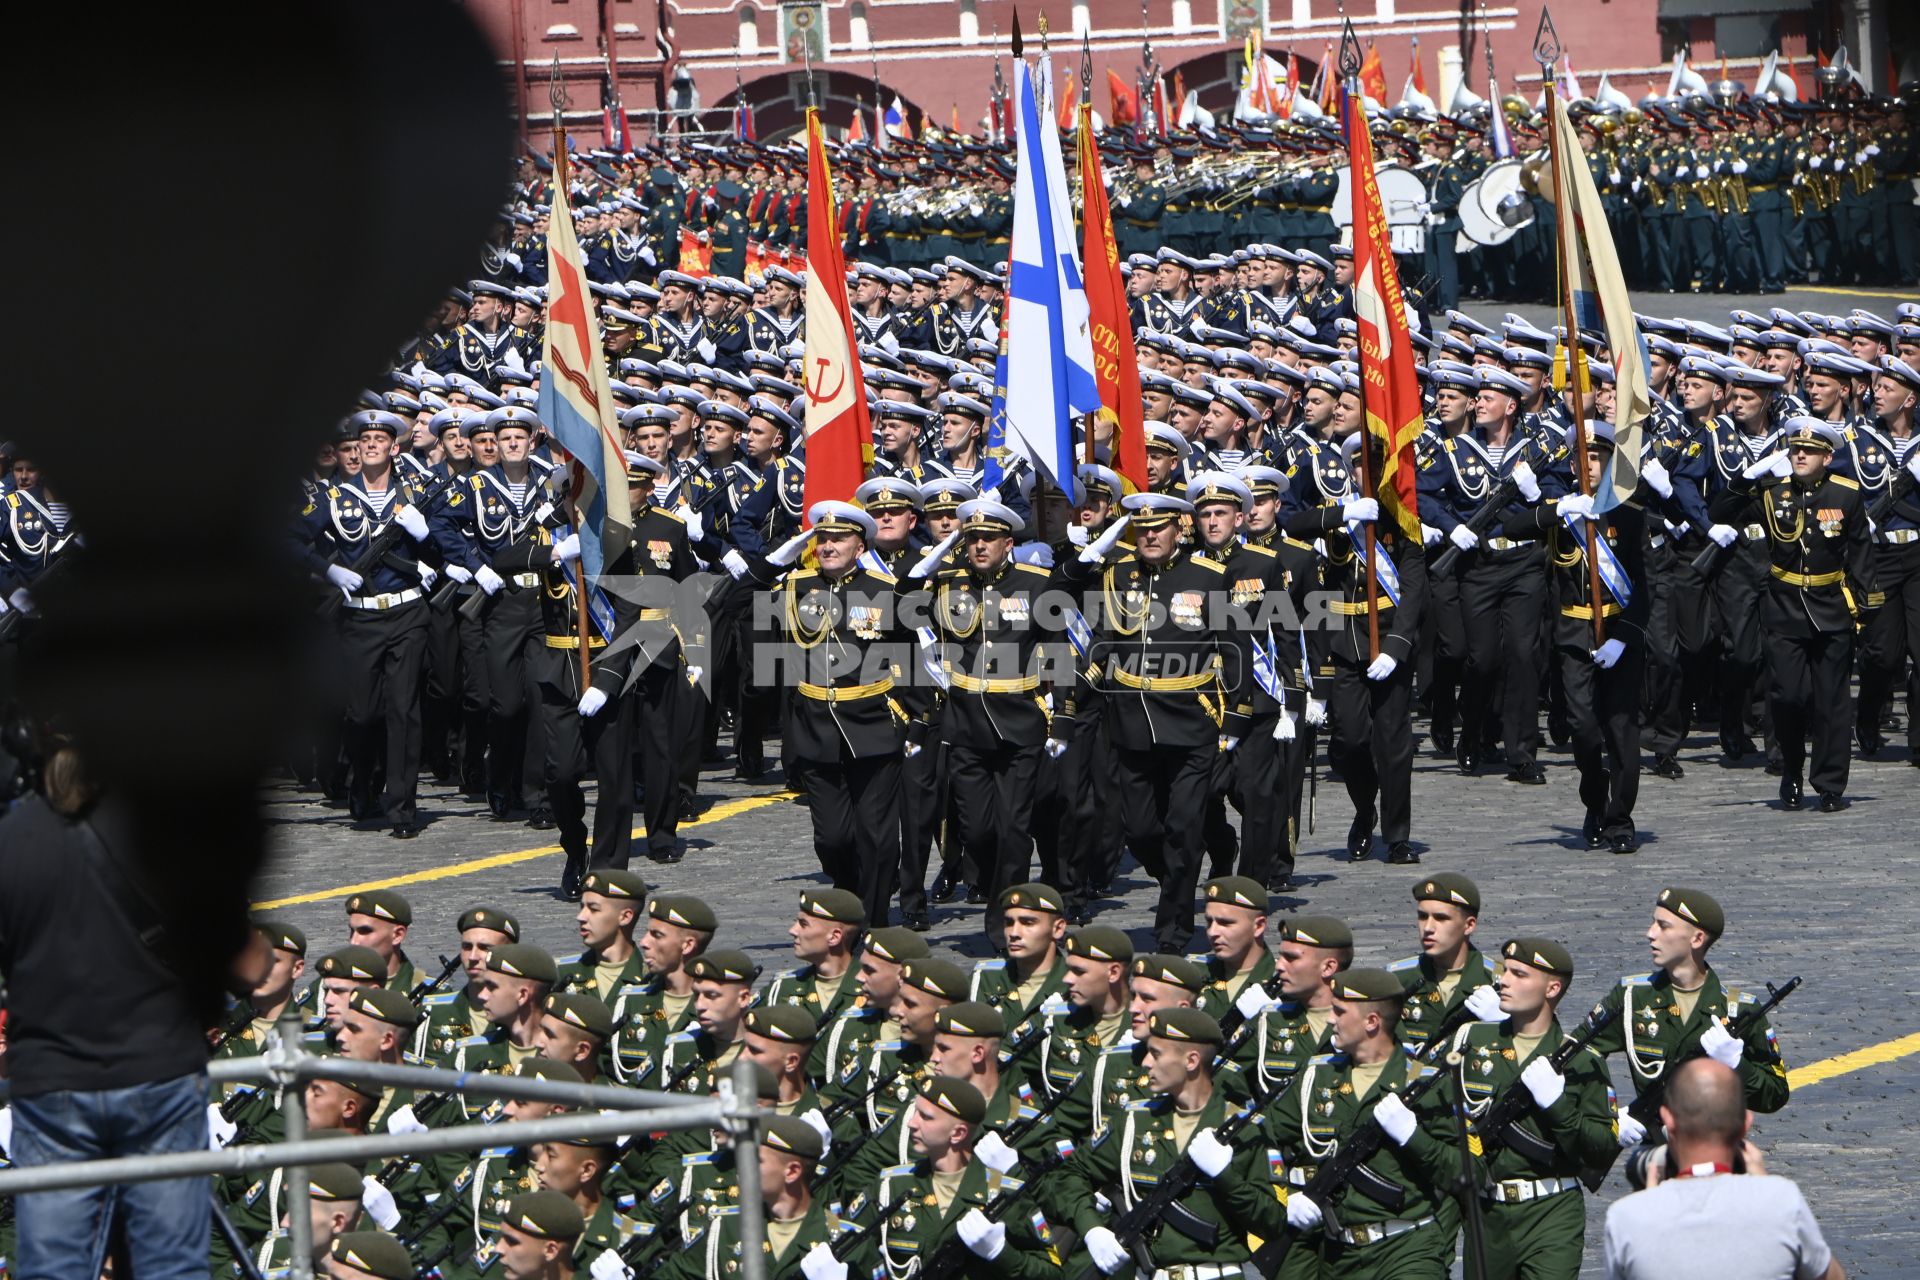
347, 988, 420, 1029
1280, 915, 1353, 949
745, 1004, 819, 1044
456, 906, 520, 940
798, 887, 867, 927
901, 957, 968, 1001
319, 1057, 384, 1105
762, 1114, 825, 1163
343, 890, 412, 926
1204, 876, 1269, 913
255, 920, 306, 957
1331, 968, 1408, 1003
1501, 937, 1574, 979
934, 1001, 1005, 1039
1131, 953, 1207, 993
316, 946, 385, 983
485, 944, 558, 984
687, 949, 761, 985
864, 926, 931, 965
1065, 926, 1133, 964
921, 1075, 987, 1125
329, 1232, 413, 1280
544, 991, 616, 1039
648, 894, 718, 932
1657, 887, 1724, 938
308, 1161, 367, 1201
502, 1189, 587, 1242
1149, 1007, 1224, 1046
997, 882, 1065, 915
581, 869, 650, 902
1412, 873, 1481, 915
508, 1058, 583, 1085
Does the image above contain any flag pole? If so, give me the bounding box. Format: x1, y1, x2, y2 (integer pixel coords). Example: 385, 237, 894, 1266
1336, 21, 1380, 663
1535, 8, 1606, 647
550, 57, 596, 693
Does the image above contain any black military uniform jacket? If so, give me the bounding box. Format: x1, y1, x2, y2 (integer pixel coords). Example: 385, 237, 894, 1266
1503, 497, 1652, 647
1720, 470, 1875, 635
925, 557, 1065, 750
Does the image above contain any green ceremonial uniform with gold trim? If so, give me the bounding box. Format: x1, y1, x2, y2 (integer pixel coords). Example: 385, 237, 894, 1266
1589, 968, 1789, 1117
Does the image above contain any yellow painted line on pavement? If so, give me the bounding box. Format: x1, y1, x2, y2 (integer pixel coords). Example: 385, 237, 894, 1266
1795, 285, 1919, 301
253, 791, 801, 910
1788, 1031, 1920, 1091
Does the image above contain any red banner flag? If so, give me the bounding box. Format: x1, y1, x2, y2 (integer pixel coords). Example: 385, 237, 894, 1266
1343, 97, 1421, 543
1077, 108, 1149, 493
848, 104, 866, 144
1107, 69, 1139, 125
677, 226, 711, 277
801, 109, 872, 515
1360, 42, 1388, 103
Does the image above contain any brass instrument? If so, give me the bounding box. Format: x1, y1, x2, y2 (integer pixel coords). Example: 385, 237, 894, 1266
1720, 148, 1750, 216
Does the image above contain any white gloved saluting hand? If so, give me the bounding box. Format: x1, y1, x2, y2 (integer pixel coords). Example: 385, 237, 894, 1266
1465, 984, 1506, 1022
1078, 515, 1133, 564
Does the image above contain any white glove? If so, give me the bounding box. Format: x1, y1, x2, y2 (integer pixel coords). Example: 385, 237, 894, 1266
385, 1104, 428, 1136
1742, 451, 1791, 481
1188, 1127, 1234, 1178
475, 564, 506, 594
695, 339, 718, 363
207, 1103, 238, 1149
1512, 461, 1541, 503
1641, 456, 1672, 498
1909, 452, 1920, 483
1674, 165, 1691, 180
1372, 1092, 1416, 1146
445, 564, 474, 584
1420, 523, 1442, 546
1593, 638, 1625, 669
1082, 1226, 1129, 1275
1520, 1058, 1566, 1110
590, 1252, 635, 1280
1808, 155, 1824, 170
360, 1176, 402, 1230
1701, 1018, 1744, 1069
799, 1242, 848, 1280
325, 564, 363, 597
683, 508, 705, 543
958, 1208, 1007, 1260
1558, 493, 1595, 520
1219, 735, 1242, 753
1366, 653, 1398, 681
1274, 712, 1297, 742
1707, 523, 1739, 549
1712, 160, 1727, 175
1832, 156, 1847, 171
1608, 170, 1622, 185
800, 1108, 834, 1156
1449, 524, 1480, 551
552, 532, 582, 563
1616, 1106, 1648, 1148
684, 665, 704, 688
974, 1130, 1018, 1174
909, 530, 962, 579
1341, 497, 1380, 523
1465, 985, 1506, 1023
721, 548, 751, 580
903, 740, 923, 759
1304, 698, 1327, 727
416, 562, 438, 590
1732, 159, 1749, 175
1863, 144, 1881, 159
1078, 515, 1133, 564
768, 527, 818, 567
578, 687, 609, 718
1045, 737, 1068, 759
1235, 983, 1275, 1021
1068, 524, 1091, 547
1286, 1193, 1324, 1230
394, 505, 429, 541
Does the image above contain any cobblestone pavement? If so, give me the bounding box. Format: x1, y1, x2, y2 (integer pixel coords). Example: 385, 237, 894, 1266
257, 283, 1920, 1276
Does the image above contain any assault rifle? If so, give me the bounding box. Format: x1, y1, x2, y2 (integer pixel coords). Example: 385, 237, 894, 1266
1459, 1000, 1618, 1191
1624, 976, 1800, 1129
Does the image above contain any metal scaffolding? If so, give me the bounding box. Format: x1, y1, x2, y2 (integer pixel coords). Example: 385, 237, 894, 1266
0, 1013, 769, 1280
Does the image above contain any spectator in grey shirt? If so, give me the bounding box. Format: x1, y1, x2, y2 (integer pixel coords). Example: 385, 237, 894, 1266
1605, 1058, 1843, 1280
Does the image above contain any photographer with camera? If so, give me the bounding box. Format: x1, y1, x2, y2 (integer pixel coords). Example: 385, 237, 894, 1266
1602, 1058, 1842, 1280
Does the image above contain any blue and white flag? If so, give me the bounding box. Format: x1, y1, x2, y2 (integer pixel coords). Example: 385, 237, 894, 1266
1251, 629, 1284, 700
1005, 58, 1101, 504
1487, 76, 1515, 160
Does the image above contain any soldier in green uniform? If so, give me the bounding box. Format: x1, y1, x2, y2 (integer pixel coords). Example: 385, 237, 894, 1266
531, 1135, 646, 1273
816, 925, 931, 1093
1265, 969, 1458, 1280
707, 181, 749, 281
1113, 150, 1166, 260
1191, 875, 1278, 1024
1051, 1008, 1288, 1280
659, 949, 763, 1095
1592, 888, 1790, 1158
221, 1160, 366, 1278
326, 1230, 415, 1280
762, 888, 868, 1077
1031, 926, 1135, 1102
607, 894, 718, 1088
822, 956, 966, 1132
740, 1005, 830, 1126
453, 943, 560, 1106
430, 1061, 585, 1279
969, 883, 1070, 1045
556, 870, 648, 1003
533, 991, 615, 1085
1388, 873, 1502, 1052
1237, 915, 1352, 1102
212, 920, 307, 1062
656, 1116, 859, 1280
487, 1189, 586, 1280
344, 889, 420, 995
333, 987, 454, 1133
419, 906, 521, 1064
299, 944, 385, 1037
1047, 953, 1218, 1144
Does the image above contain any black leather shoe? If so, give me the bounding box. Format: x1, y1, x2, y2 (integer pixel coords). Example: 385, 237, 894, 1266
930, 867, 960, 904
1268, 875, 1294, 894
1817, 792, 1845, 813
966, 885, 988, 905
1779, 777, 1804, 810
487, 789, 513, 820
526, 808, 555, 830
1347, 811, 1376, 862
1430, 724, 1455, 755
390, 823, 419, 840
1582, 814, 1606, 850
1457, 745, 1481, 776
1506, 764, 1546, 785
1722, 734, 1757, 761
560, 853, 587, 900
1387, 843, 1419, 864
904, 908, 931, 932
1651, 754, 1686, 780
1857, 726, 1886, 755
1610, 830, 1641, 854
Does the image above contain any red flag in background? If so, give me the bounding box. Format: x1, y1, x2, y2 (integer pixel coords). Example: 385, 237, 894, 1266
1108, 69, 1139, 125
800, 109, 872, 513
952, 103, 964, 136
1057, 67, 1079, 132
1078, 113, 1149, 493
1360, 42, 1388, 102
1411, 38, 1429, 98
847, 103, 866, 144
1281, 51, 1297, 119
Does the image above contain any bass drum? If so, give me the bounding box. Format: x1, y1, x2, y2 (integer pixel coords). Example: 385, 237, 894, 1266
1458, 156, 1534, 248
1332, 163, 1430, 255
